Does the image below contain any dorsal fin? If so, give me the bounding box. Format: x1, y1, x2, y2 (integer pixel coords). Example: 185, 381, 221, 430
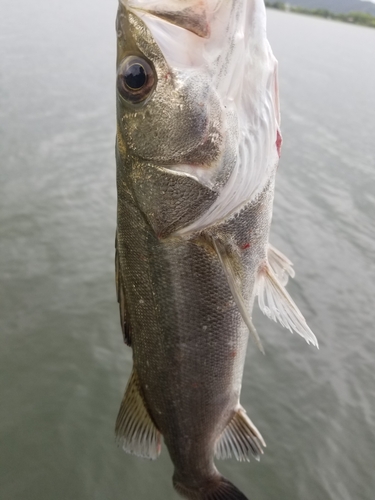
115, 368, 162, 460
211, 237, 265, 354
257, 262, 318, 348
215, 406, 265, 462
115, 234, 132, 346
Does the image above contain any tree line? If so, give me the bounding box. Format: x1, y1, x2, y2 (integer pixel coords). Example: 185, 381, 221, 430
265, 2, 375, 28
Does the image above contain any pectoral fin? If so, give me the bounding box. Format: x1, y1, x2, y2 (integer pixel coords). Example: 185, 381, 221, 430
215, 406, 265, 462
115, 234, 132, 346
211, 237, 264, 354
257, 260, 318, 348
115, 368, 162, 460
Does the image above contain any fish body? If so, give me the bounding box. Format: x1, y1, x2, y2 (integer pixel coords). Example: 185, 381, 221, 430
114, 1, 318, 499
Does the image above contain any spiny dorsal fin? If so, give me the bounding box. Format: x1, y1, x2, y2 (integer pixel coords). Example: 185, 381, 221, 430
268, 244, 295, 286
211, 237, 265, 354
215, 406, 266, 462
115, 368, 162, 460
257, 263, 318, 348
115, 234, 131, 346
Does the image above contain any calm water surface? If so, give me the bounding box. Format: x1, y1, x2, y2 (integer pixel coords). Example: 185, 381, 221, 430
1, 2, 374, 499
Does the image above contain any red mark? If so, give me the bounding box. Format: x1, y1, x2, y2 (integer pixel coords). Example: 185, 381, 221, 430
241, 243, 251, 250
276, 129, 282, 158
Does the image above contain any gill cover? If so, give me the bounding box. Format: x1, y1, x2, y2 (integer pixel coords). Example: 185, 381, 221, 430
122, 0, 281, 233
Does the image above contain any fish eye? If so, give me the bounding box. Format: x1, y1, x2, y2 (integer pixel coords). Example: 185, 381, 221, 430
117, 56, 155, 104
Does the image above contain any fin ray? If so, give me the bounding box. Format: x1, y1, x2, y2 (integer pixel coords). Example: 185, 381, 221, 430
115, 368, 162, 459
174, 475, 249, 500
268, 243, 295, 286
115, 233, 132, 346
211, 237, 264, 354
257, 264, 318, 347
215, 407, 265, 462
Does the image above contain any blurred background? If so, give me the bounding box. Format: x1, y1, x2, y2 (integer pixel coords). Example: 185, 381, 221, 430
1, 1, 374, 499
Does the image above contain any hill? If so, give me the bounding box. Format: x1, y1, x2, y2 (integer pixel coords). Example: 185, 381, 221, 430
282, 0, 375, 16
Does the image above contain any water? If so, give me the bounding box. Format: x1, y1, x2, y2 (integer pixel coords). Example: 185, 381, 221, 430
1, 3, 374, 499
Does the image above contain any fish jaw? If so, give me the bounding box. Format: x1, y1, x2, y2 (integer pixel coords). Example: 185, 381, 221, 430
123, 0, 213, 38
115, 2, 227, 237
115, 4, 317, 499
116, 3, 224, 166
116, 0, 281, 238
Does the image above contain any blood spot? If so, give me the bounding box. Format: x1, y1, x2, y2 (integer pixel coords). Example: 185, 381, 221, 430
276, 129, 282, 158
241, 242, 251, 250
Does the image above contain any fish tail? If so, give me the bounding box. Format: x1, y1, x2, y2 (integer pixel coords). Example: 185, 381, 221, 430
173, 474, 249, 500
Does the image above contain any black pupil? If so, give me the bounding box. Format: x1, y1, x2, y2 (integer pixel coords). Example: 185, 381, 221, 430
124, 64, 146, 90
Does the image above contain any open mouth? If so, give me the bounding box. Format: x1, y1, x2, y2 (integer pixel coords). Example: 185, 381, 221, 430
123, 0, 212, 38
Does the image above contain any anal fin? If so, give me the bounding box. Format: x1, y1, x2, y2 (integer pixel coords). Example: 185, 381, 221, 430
215, 406, 266, 462
115, 368, 162, 460
257, 263, 318, 348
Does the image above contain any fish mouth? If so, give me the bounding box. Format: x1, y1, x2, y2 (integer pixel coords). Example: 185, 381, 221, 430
122, 0, 216, 38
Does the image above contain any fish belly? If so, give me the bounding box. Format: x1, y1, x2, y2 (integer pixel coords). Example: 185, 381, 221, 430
116, 173, 275, 481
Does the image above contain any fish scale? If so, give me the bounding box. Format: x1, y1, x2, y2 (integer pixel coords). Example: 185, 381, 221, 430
114, 1, 317, 499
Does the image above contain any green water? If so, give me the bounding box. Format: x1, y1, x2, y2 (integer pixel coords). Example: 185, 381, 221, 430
1, 2, 374, 499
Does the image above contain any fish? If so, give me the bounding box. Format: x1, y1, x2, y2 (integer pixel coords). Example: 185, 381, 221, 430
114, 1, 318, 499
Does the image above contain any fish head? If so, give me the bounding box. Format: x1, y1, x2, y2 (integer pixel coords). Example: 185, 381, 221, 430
116, 0, 281, 236
116, 0, 223, 166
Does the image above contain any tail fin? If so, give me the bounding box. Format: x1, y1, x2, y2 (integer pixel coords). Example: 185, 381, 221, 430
173, 475, 249, 500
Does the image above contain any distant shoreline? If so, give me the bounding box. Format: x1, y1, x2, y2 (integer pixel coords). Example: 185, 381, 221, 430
265, 2, 375, 28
